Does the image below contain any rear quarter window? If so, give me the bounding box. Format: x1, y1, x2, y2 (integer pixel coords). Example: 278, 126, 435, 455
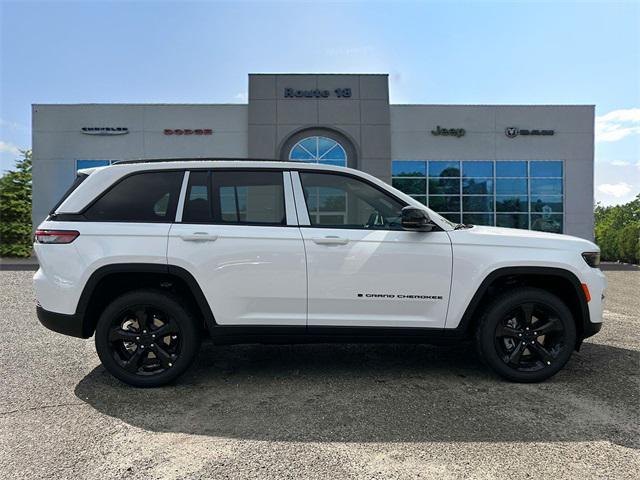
84, 171, 184, 222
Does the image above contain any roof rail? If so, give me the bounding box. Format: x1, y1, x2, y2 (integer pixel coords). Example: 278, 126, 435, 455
112, 157, 275, 165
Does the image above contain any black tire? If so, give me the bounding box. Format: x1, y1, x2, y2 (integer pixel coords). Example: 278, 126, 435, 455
95, 289, 201, 387
476, 287, 577, 383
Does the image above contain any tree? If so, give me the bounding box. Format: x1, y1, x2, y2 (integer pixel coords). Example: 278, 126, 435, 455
594, 193, 640, 264
0, 149, 32, 257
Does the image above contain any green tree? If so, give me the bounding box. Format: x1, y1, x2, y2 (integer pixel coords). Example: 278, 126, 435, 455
594, 193, 640, 264
0, 149, 32, 257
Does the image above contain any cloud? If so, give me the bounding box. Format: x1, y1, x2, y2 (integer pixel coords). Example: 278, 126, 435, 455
597, 182, 633, 198
0, 141, 21, 156
610, 160, 630, 166
595, 108, 640, 142
234, 92, 248, 103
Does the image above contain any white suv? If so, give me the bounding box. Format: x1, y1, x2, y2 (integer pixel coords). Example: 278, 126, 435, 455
34, 160, 606, 387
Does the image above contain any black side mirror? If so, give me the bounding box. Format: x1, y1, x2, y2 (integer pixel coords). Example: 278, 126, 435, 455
401, 206, 434, 232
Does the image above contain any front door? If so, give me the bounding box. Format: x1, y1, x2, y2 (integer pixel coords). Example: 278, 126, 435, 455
293, 170, 452, 328
168, 169, 307, 326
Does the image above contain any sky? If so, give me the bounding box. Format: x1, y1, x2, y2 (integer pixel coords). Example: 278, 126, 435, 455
1, 0, 638, 206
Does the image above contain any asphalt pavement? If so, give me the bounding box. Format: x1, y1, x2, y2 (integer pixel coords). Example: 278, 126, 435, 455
1, 267, 638, 479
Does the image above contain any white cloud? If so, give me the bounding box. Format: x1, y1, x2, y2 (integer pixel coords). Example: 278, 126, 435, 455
610, 160, 630, 166
595, 108, 640, 142
0, 141, 21, 156
597, 182, 633, 198
234, 92, 248, 103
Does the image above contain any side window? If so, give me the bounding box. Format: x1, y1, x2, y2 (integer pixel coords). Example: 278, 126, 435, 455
84, 171, 183, 222
181, 170, 286, 225
299, 172, 406, 230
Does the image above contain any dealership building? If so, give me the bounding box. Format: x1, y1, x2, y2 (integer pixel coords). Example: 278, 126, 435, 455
32, 73, 595, 239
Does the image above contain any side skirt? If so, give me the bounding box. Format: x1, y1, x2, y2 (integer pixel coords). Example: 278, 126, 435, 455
207, 325, 469, 346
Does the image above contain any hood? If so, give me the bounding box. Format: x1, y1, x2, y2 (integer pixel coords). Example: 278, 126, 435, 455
449, 225, 598, 252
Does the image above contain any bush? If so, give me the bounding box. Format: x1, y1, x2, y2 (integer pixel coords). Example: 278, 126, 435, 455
594, 193, 640, 264
0, 150, 32, 257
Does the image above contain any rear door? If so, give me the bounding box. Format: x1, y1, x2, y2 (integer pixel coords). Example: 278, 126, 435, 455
167, 169, 307, 326
292, 170, 453, 329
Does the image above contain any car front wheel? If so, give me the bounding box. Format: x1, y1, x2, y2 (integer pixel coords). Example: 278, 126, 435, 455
95, 289, 201, 387
476, 287, 577, 382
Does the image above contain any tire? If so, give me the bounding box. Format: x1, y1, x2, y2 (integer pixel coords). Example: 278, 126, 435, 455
475, 287, 577, 383
95, 289, 201, 387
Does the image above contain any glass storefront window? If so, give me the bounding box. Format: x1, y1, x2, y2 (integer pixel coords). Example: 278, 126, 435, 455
531, 161, 562, 177
392, 161, 426, 177
496, 178, 528, 195
463, 196, 493, 212
496, 213, 529, 229
462, 161, 493, 177
429, 161, 460, 177
392, 178, 426, 195
531, 178, 563, 195
463, 178, 493, 194
496, 161, 527, 177
76, 159, 112, 171
429, 178, 460, 195
392, 160, 564, 232
496, 195, 529, 212
463, 213, 494, 226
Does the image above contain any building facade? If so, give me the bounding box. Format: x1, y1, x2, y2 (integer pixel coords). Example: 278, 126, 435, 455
32, 73, 595, 239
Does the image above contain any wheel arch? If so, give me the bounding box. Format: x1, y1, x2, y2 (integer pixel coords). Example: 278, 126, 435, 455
457, 266, 591, 347
76, 263, 215, 338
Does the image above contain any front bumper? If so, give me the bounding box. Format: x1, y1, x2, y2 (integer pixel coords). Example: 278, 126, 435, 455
36, 305, 86, 338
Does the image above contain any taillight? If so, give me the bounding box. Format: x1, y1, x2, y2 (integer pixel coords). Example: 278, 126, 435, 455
34, 229, 80, 244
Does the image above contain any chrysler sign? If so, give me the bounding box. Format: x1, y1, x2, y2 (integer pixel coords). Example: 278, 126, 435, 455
505, 127, 554, 138
81, 127, 128, 135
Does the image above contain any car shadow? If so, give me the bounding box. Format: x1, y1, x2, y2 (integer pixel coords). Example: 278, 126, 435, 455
75, 340, 639, 447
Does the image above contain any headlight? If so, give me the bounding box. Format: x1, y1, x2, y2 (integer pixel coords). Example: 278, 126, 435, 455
582, 252, 600, 268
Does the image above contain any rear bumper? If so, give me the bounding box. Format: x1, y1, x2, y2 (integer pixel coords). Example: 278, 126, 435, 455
36, 305, 87, 338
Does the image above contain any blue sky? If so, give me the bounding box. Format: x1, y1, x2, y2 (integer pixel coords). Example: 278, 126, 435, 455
1, 0, 638, 205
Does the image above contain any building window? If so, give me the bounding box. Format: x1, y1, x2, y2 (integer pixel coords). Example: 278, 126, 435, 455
391, 160, 564, 233
76, 159, 112, 171
289, 136, 347, 167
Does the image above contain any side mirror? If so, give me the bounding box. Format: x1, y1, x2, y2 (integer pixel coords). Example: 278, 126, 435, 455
401, 206, 434, 232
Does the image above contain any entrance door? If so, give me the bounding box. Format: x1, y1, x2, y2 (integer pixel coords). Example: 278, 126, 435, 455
293, 170, 452, 328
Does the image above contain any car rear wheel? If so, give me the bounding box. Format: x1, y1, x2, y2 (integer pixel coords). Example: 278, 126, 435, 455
95, 289, 201, 387
476, 287, 577, 382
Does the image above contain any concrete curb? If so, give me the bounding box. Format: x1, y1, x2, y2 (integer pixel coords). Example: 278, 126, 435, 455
0, 257, 39, 271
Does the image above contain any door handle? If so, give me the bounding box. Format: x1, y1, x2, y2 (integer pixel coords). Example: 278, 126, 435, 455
311, 236, 349, 245
180, 232, 218, 242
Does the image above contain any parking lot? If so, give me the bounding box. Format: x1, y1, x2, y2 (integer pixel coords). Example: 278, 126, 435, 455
1, 266, 638, 479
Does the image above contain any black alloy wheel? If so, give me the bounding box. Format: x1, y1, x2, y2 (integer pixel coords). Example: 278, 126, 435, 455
108, 305, 181, 375
476, 287, 577, 382
95, 289, 201, 387
494, 302, 565, 372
